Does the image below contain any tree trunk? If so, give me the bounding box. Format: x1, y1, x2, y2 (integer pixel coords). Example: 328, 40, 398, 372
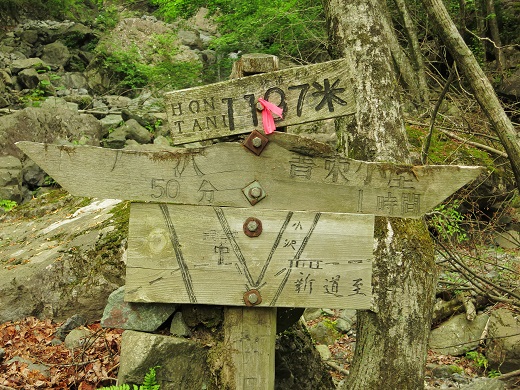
322, 1, 437, 389
485, 0, 505, 71
393, 0, 430, 104
421, 0, 520, 192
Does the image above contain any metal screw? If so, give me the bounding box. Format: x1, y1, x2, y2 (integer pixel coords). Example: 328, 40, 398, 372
248, 293, 258, 304
249, 187, 262, 199
252, 137, 262, 148
247, 220, 259, 232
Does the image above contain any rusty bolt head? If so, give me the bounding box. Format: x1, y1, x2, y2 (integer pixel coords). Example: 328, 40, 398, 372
243, 217, 262, 237
252, 137, 263, 148
247, 220, 259, 232
243, 289, 262, 306
247, 293, 258, 304
249, 187, 262, 199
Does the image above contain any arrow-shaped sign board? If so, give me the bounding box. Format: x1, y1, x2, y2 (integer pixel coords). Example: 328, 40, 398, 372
164, 59, 356, 144
16, 136, 483, 218
126, 203, 374, 308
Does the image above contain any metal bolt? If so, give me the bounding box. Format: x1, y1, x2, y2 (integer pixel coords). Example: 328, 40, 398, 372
256, 102, 264, 111
252, 137, 263, 148
248, 293, 258, 304
249, 187, 262, 199
247, 220, 259, 232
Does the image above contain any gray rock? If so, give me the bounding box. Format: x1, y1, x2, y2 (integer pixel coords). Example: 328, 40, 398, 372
177, 29, 203, 50
459, 377, 506, 390
10, 58, 50, 74
429, 313, 489, 355
101, 286, 177, 332
153, 135, 170, 147
315, 344, 331, 360
104, 95, 132, 110
41, 41, 71, 67
64, 328, 92, 349
494, 230, 520, 249
304, 308, 323, 321
0, 156, 21, 187
169, 312, 190, 337
55, 314, 87, 341
486, 308, 520, 372
103, 127, 127, 149
308, 321, 340, 345
118, 330, 213, 390
121, 119, 153, 144
334, 318, 352, 333
99, 114, 123, 136
0, 105, 102, 158
17, 68, 43, 89
431, 364, 463, 379
0, 196, 124, 323
59, 73, 89, 91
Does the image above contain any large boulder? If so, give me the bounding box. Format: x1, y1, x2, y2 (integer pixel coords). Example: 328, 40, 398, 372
0, 99, 102, 158
485, 308, 520, 373
118, 330, 214, 389
41, 41, 71, 68
429, 313, 489, 355
0, 192, 127, 323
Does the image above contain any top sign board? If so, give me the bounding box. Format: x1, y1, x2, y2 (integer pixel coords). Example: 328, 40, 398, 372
164, 59, 356, 144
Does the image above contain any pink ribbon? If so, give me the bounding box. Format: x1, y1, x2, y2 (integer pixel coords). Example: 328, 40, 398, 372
258, 98, 283, 135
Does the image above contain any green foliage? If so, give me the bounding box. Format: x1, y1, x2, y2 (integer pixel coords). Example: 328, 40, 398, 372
0, 0, 97, 22
94, 4, 120, 30
0, 199, 17, 212
98, 366, 160, 390
430, 200, 468, 243
96, 32, 201, 94
488, 369, 501, 378
466, 351, 488, 370
150, 0, 327, 65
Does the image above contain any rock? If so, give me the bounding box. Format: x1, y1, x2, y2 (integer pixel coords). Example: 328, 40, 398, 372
64, 328, 92, 349
308, 321, 340, 345
485, 308, 520, 372
494, 230, 520, 249
429, 313, 489, 355
153, 135, 171, 147
117, 330, 213, 390
41, 41, 70, 67
430, 364, 463, 379
10, 58, 50, 74
334, 318, 352, 333
304, 308, 323, 321
0, 155, 21, 188
0, 347, 4, 361
21, 158, 46, 190
104, 95, 132, 110
0, 194, 125, 323
276, 308, 305, 333
55, 314, 87, 341
0, 104, 102, 158
497, 67, 520, 99
121, 119, 153, 144
101, 286, 177, 332
103, 127, 127, 149
177, 29, 203, 50
315, 344, 331, 360
17, 68, 44, 89
58, 73, 89, 91
169, 312, 190, 337
99, 114, 123, 136
459, 377, 506, 390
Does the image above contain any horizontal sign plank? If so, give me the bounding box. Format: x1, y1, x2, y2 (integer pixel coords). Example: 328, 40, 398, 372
16, 136, 483, 218
164, 59, 356, 144
126, 203, 374, 308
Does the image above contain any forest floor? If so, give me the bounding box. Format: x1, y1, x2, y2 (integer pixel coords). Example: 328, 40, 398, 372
1, 315, 519, 389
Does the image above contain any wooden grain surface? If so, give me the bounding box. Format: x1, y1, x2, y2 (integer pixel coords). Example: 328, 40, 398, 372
164, 59, 356, 144
16, 137, 483, 218
125, 203, 374, 308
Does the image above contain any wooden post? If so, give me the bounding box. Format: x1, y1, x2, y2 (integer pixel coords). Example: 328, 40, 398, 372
224, 53, 279, 390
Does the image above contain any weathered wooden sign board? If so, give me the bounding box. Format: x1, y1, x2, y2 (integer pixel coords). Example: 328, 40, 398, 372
16, 136, 483, 218
164, 58, 356, 144
126, 204, 374, 308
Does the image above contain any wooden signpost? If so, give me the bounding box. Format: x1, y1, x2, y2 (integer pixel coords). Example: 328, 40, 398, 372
17, 54, 484, 390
